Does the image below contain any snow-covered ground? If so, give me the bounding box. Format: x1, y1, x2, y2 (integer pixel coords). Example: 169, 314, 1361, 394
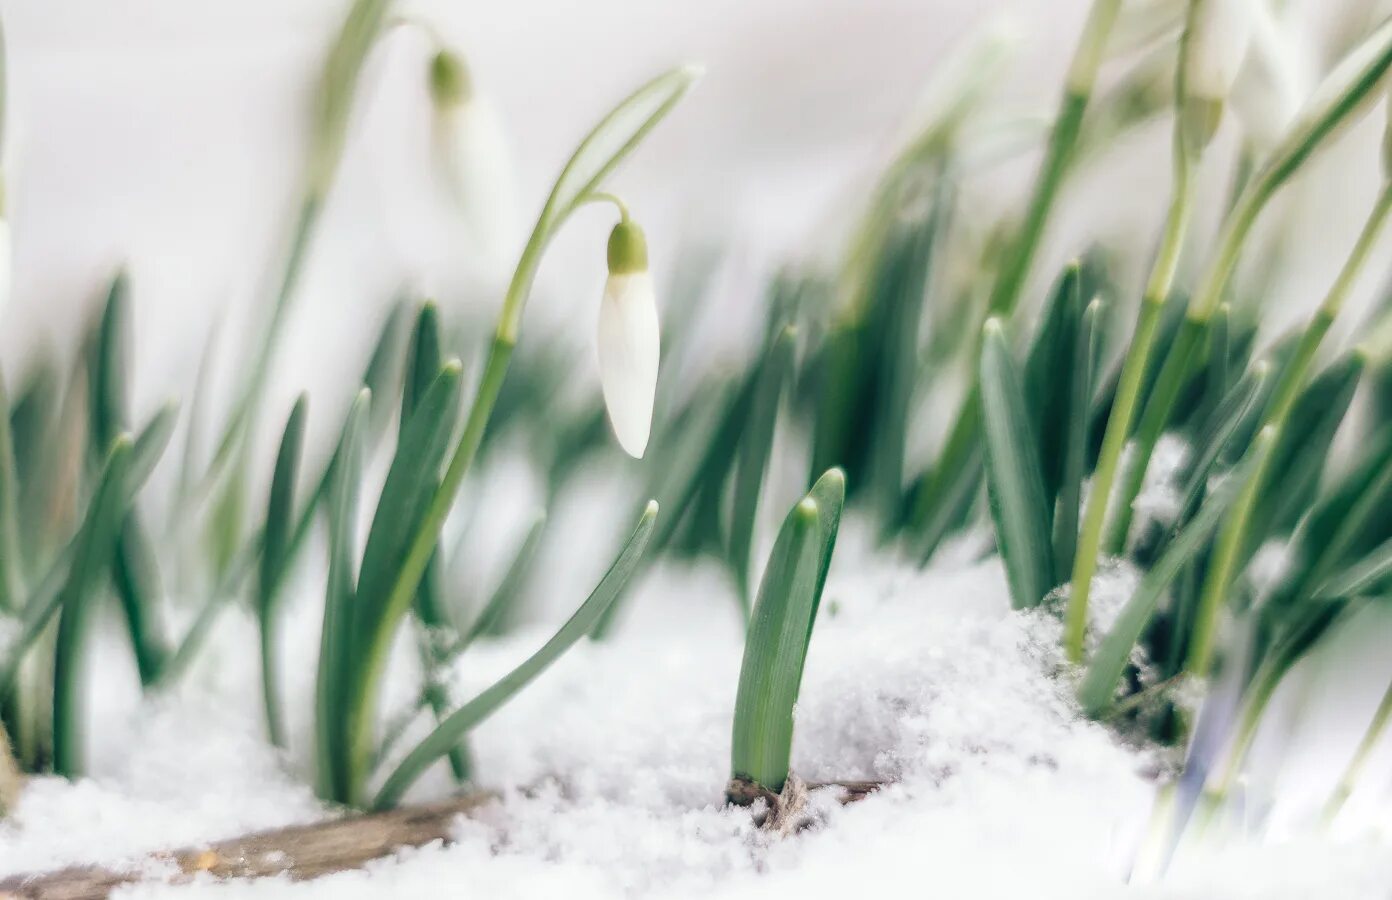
2, 516, 1389, 899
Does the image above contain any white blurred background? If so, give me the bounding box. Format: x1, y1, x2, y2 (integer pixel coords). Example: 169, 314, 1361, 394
2, 0, 1387, 436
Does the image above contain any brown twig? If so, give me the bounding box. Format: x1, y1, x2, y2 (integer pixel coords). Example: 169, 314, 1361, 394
0, 778, 884, 900
0, 793, 493, 900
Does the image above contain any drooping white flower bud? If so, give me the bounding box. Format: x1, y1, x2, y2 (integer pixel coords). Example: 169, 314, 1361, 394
598, 220, 659, 459
1182, 0, 1255, 148
429, 50, 518, 268
1229, 1, 1306, 149
1185, 0, 1254, 102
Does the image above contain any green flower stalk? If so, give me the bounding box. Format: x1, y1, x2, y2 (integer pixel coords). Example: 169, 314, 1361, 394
334, 66, 700, 806
1186, 169, 1392, 678
1066, 0, 1243, 663
200, 0, 393, 507
1105, 14, 1392, 555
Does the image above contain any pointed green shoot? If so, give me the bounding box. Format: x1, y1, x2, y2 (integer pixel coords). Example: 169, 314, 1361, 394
729, 325, 796, 613
258, 394, 309, 748
730, 468, 845, 794
52, 436, 134, 777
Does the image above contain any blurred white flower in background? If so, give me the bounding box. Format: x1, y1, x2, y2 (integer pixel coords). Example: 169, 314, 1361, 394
428, 48, 518, 272
1185, 0, 1254, 104
1230, 0, 1311, 148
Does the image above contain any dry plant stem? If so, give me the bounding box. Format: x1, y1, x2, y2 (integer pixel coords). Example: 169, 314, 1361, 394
1323, 676, 1392, 825
1065, 137, 1196, 663
1186, 179, 1392, 677
0, 794, 492, 900
0, 781, 880, 899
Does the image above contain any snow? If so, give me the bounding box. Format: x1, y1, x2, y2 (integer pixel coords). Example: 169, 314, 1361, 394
1, 520, 1389, 898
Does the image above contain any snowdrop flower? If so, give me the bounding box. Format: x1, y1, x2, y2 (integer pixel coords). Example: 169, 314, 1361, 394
598, 218, 659, 458
429, 49, 517, 268
1229, 1, 1306, 149
1185, 0, 1253, 101
1182, 0, 1254, 146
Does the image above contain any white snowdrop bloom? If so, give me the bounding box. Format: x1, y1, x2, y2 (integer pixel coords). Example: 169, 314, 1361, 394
1229, 1, 1306, 148
598, 220, 659, 459
429, 50, 518, 268
1185, 0, 1254, 103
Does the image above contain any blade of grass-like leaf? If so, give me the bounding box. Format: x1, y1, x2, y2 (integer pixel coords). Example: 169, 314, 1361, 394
0, 404, 178, 694
1078, 427, 1274, 716
316, 388, 369, 804
362, 300, 411, 441
1025, 262, 1083, 506
1314, 535, 1392, 600
7, 359, 60, 570
729, 326, 795, 613
397, 301, 469, 780
86, 272, 169, 683
459, 511, 547, 649
805, 468, 846, 643
52, 435, 133, 777
0, 374, 21, 613
1170, 362, 1270, 530
88, 271, 130, 450
730, 469, 844, 794
344, 362, 463, 799
979, 318, 1053, 609
374, 501, 659, 809
1052, 297, 1101, 576
1248, 352, 1363, 545
1281, 424, 1392, 611
258, 395, 308, 748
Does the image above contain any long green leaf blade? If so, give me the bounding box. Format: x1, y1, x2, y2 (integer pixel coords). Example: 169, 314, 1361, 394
316, 389, 370, 803
729, 326, 795, 611
52, 436, 134, 777
979, 318, 1053, 609
374, 500, 659, 809
258, 394, 309, 748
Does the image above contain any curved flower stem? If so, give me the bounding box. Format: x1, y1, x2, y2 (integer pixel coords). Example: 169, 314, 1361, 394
1186, 179, 1392, 677
339, 67, 699, 805
577, 191, 631, 223
1105, 17, 1392, 548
